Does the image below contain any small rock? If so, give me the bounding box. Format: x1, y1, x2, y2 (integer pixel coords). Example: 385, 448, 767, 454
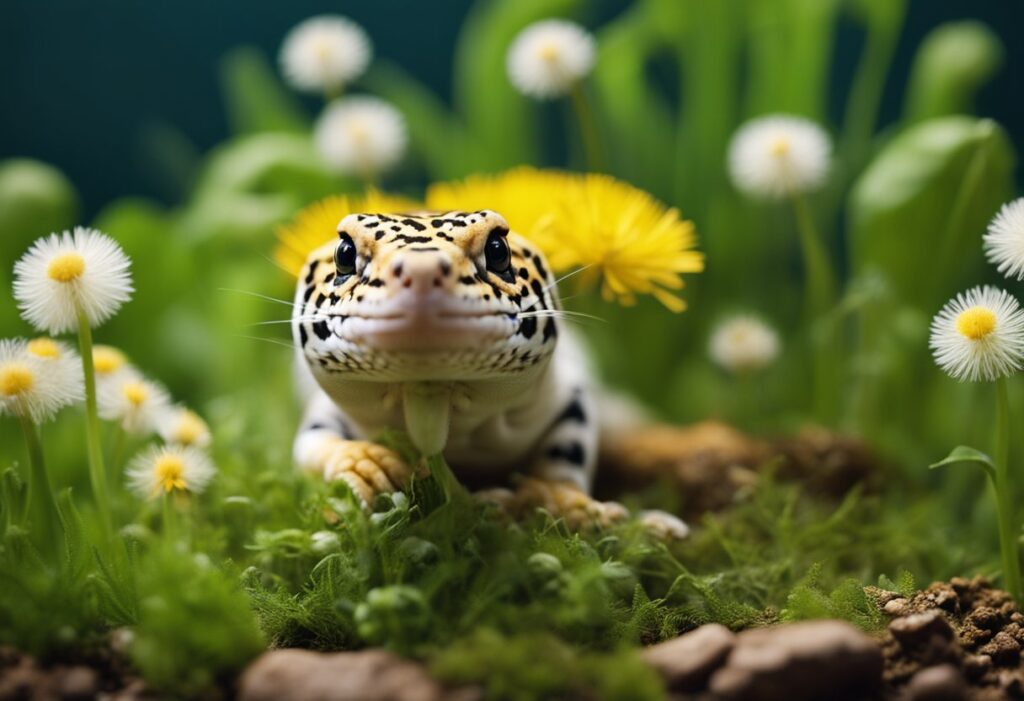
642, 624, 735, 692
238, 648, 467, 701
962, 653, 992, 681
884, 599, 909, 616
707, 620, 882, 701
903, 664, 966, 701
979, 631, 1021, 666
889, 612, 954, 649
56, 666, 99, 700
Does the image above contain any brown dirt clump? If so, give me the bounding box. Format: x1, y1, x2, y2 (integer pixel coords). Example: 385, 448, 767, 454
872, 576, 1024, 700
597, 421, 878, 520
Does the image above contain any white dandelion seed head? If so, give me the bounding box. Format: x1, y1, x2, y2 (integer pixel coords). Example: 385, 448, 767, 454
25, 337, 84, 403
98, 370, 171, 435
13, 227, 133, 334
0, 338, 84, 423
92, 345, 130, 386
709, 315, 781, 375
314, 97, 407, 178
930, 286, 1024, 382
280, 15, 372, 94
506, 20, 595, 99
126, 444, 216, 499
727, 115, 832, 200
983, 198, 1024, 281
157, 406, 211, 449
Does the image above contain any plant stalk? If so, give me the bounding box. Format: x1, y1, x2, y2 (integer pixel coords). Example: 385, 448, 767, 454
76, 310, 111, 535
19, 415, 57, 549
569, 83, 605, 172
993, 378, 1021, 602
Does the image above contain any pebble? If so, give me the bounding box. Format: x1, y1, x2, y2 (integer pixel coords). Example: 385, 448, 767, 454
888, 611, 954, 649
903, 664, 966, 701
642, 623, 735, 692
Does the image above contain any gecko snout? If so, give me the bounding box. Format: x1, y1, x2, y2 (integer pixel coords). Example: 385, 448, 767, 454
385, 251, 455, 295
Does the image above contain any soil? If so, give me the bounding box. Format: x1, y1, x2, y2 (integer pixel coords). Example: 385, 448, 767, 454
873, 576, 1024, 700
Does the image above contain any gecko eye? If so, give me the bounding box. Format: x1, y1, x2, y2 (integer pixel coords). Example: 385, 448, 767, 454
484, 230, 511, 276
335, 234, 357, 277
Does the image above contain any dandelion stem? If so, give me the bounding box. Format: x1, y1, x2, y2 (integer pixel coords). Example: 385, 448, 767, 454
569, 83, 605, 172
76, 310, 111, 534
162, 491, 177, 544
791, 193, 839, 420
993, 377, 1021, 602
19, 415, 57, 549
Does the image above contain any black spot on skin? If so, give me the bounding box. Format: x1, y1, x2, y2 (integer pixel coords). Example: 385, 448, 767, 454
543, 318, 557, 342
307, 423, 326, 430
547, 442, 585, 466
401, 218, 427, 231
375, 231, 386, 241
520, 285, 529, 297
530, 279, 547, 309
458, 275, 477, 286
518, 267, 530, 280
378, 215, 394, 223
364, 221, 379, 229
522, 248, 533, 258
450, 219, 467, 227
328, 293, 340, 303
519, 316, 537, 339
489, 225, 510, 238
314, 292, 326, 306
409, 246, 440, 252
356, 214, 366, 221
391, 225, 401, 232
356, 295, 364, 302
367, 278, 385, 288
431, 219, 444, 227
533, 255, 549, 281
395, 234, 433, 244
324, 272, 335, 283
299, 324, 308, 347
312, 321, 331, 340
437, 232, 455, 242
304, 263, 318, 285
557, 400, 586, 424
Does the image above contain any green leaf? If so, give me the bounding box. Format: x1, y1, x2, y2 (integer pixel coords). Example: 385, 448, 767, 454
848, 116, 1015, 310
930, 445, 996, 482
219, 47, 309, 136
903, 22, 1004, 123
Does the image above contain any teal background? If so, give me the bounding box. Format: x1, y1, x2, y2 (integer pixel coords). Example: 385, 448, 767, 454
1, 0, 1021, 216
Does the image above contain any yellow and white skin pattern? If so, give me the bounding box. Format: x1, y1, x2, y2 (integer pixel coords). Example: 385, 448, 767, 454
291, 209, 687, 537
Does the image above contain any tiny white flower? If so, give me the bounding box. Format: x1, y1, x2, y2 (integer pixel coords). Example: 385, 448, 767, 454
930, 286, 1024, 382
92, 345, 130, 386
984, 198, 1024, 281
126, 444, 216, 499
0, 338, 83, 423
25, 337, 85, 401
280, 15, 372, 94
314, 97, 407, 178
98, 370, 171, 435
13, 227, 133, 334
709, 315, 781, 375
158, 406, 211, 448
727, 115, 832, 200
506, 19, 595, 99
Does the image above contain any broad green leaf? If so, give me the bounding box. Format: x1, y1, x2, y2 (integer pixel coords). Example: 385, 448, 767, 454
929, 445, 995, 482
220, 47, 308, 136
903, 22, 1003, 124
848, 116, 1015, 310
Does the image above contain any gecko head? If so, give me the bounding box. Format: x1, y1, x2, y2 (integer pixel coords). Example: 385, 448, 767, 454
293, 209, 561, 381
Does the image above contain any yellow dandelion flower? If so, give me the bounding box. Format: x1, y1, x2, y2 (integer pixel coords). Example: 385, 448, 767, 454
126, 445, 216, 499
535, 174, 704, 312
93, 345, 128, 377
425, 166, 573, 239
274, 190, 422, 276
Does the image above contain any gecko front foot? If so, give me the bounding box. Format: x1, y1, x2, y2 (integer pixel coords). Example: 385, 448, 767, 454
502, 477, 629, 531
320, 439, 413, 509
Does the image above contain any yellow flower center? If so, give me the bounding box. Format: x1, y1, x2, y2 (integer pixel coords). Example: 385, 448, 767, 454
956, 306, 997, 340
123, 381, 149, 407
94, 346, 126, 375
769, 137, 790, 157
47, 252, 86, 282
172, 411, 208, 446
0, 363, 35, 397
154, 455, 188, 493
538, 43, 559, 62
27, 338, 61, 359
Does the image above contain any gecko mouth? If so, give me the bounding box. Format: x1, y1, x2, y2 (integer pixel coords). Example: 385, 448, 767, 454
340, 309, 518, 352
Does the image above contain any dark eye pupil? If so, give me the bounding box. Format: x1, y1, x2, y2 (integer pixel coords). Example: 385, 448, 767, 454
485, 233, 510, 273
335, 235, 356, 276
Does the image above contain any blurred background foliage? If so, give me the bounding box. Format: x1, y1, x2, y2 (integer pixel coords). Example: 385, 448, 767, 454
1, 0, 1023, 694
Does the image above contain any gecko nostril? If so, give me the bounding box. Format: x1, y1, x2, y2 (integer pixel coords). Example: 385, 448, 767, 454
439, 260, 452, 277
433, 278, 442, 287
402, 278, 412, 288
392, 261, 404, 278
